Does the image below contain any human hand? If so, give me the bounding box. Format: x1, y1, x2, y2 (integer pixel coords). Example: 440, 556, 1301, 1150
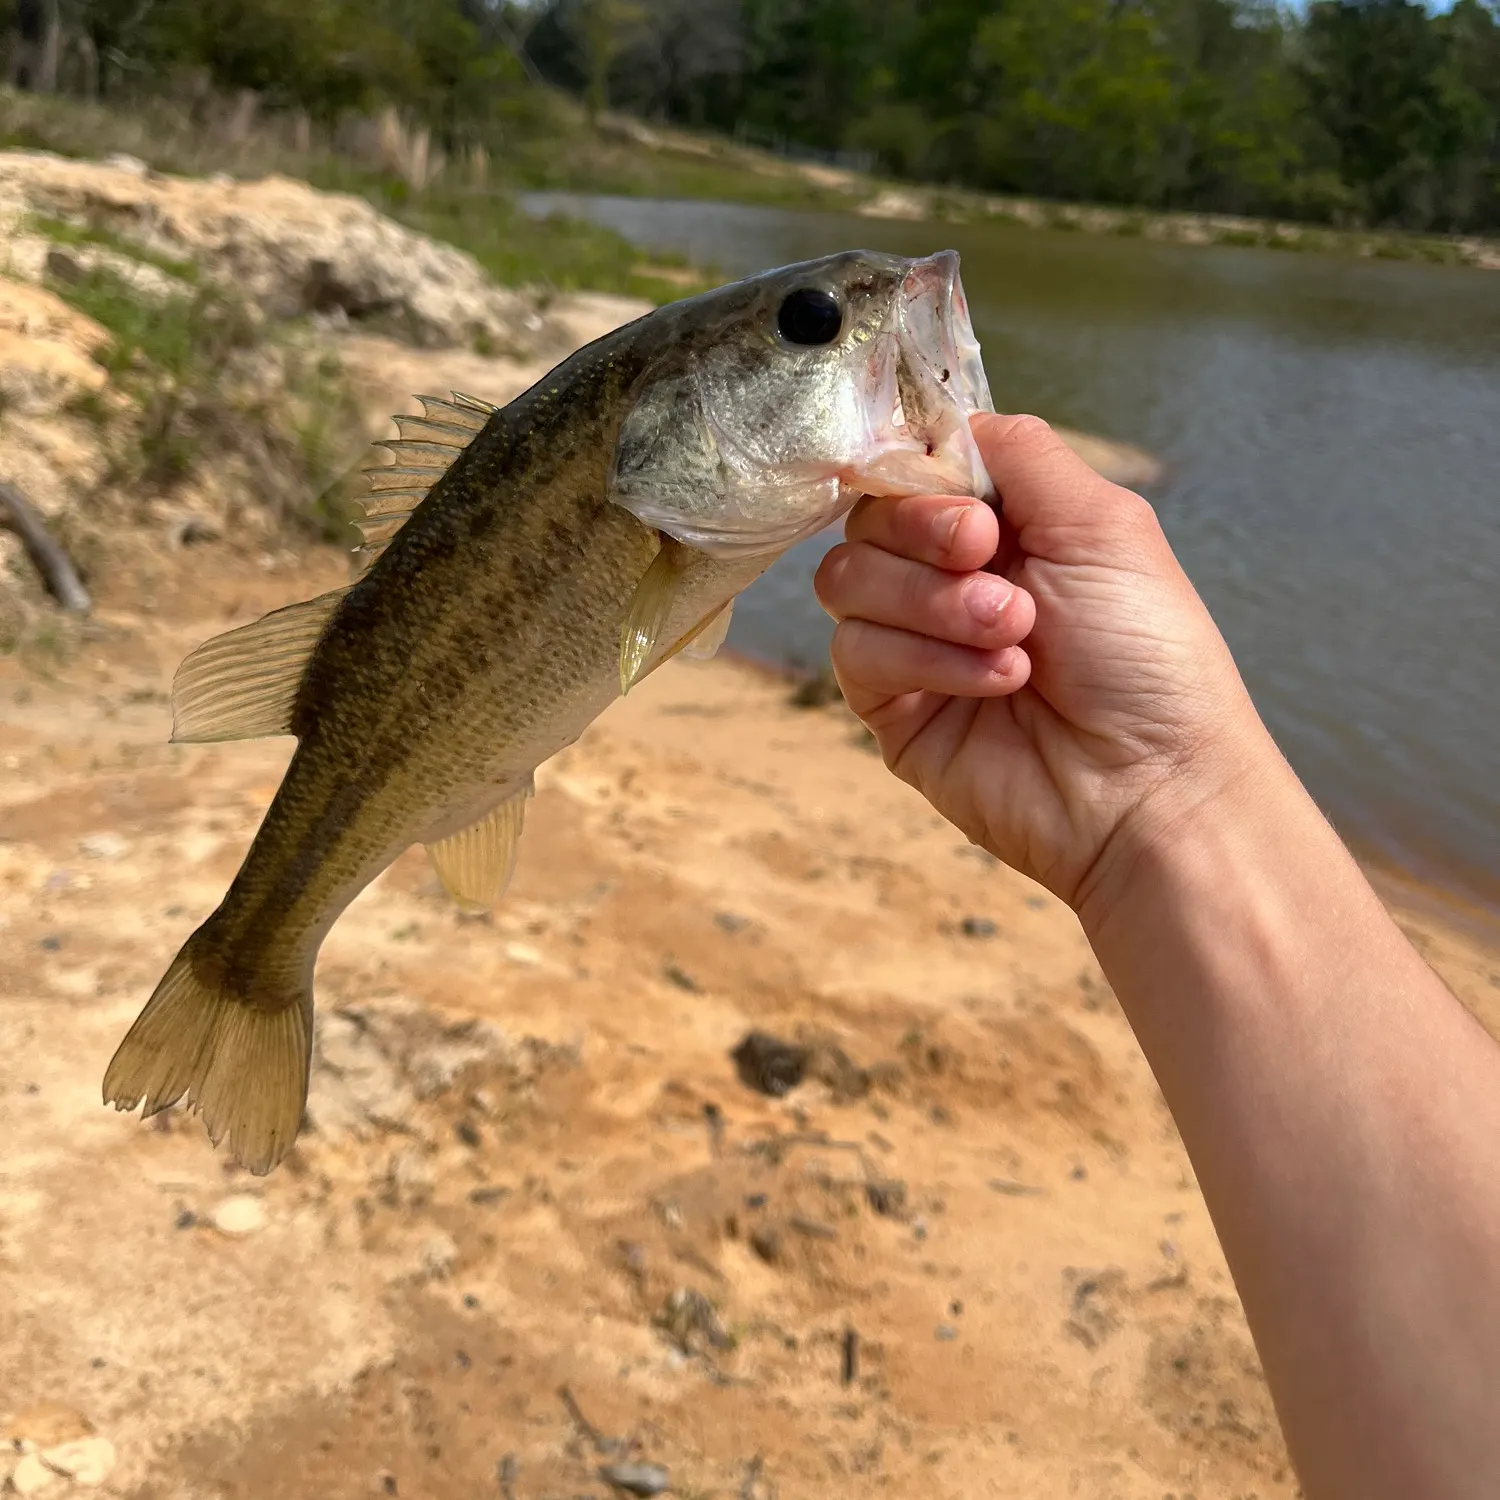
815, 413, 1280, 914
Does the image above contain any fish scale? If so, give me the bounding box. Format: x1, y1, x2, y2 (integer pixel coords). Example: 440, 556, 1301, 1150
102, 248, 997, 1174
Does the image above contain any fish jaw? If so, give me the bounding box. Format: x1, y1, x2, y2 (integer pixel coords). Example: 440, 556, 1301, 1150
609, 248, 996, 562
838, 251, 996, 504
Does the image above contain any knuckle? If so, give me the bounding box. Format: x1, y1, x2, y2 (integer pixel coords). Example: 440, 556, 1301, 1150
1004, 413, 1059, 453
813, 543, 852, 597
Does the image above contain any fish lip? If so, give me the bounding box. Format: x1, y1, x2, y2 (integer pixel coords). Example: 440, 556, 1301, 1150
898, 251, 994, 417
838, 250, 996, 503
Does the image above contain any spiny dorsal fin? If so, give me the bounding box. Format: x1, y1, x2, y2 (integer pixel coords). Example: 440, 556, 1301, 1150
351, 390, 500, 577
425, 782, 531, 912
171, 586, 351, 744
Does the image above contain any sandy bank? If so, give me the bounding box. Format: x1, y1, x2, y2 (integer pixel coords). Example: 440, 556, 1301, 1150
1, 539, 1494, 1500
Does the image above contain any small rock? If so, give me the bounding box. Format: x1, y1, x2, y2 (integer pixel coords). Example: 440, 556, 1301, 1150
654, 1287, 732, 1354
11, 1454, 57, 1497
421, 1232, 459, 1279
789, 1216, 837, 1242
503, 941, 542, 966
730, 1032, 809, 1098
455, 1118, 482, 1147
102, 152, 148, 176
169, 515, 220, 548
865, 1179, 906, 1217
663, 963, 699, 993
748, 1225, 782, 1265
598, 1461, 670, 1496
14, 1437, 116, 1492
959, 916, 997, 939
79, 833, 129, 861
713, 912, 747, 934
44, 246, 85, 285
935, 1324, 958, 1342
39, 935, 62, 952
211, 1195, 266, 1236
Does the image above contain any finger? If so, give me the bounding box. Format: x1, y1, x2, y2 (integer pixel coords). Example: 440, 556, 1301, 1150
844, 492, 999, 572
830, 617, 1031, 713
815, 542, 1036, 652
971, 413, 1156, 552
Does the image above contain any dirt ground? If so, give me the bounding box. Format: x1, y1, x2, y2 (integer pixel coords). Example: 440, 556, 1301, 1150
3, 533, 1498, 1500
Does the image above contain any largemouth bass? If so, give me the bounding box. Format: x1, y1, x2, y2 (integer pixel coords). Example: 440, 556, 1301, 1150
103, 249, 996, 1173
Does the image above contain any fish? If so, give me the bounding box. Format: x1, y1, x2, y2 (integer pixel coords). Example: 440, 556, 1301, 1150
101, 248, 997, 1174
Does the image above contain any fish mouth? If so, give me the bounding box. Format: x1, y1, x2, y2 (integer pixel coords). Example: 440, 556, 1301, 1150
840, 250, 996, 503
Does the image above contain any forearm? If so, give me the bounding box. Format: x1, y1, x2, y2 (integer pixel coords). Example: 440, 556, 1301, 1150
1081, 754, 1500, 1500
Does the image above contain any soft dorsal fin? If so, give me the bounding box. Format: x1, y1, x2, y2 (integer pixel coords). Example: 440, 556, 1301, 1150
425, 782, 532, 912
171, 586, 351, 743
352, 390, 498, 576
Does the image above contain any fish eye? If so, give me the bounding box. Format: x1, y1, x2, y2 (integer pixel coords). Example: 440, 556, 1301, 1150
777, 287, 843, 346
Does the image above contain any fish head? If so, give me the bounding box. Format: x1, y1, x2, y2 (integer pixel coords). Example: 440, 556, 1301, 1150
611, 249, 995, 558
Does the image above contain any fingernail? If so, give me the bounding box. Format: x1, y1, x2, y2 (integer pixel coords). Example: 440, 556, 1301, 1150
964, 576, 1012, 626
938, 504, 969, 553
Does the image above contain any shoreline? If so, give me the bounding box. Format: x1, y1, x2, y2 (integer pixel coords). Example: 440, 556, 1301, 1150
717, 641, 1500, 932
585, 113, 1500, 274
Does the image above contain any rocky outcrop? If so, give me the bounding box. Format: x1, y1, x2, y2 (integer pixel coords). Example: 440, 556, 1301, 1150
0, 150, 560, 352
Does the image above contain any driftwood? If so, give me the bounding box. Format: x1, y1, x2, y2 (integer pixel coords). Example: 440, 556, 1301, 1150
0, 481, 91, 613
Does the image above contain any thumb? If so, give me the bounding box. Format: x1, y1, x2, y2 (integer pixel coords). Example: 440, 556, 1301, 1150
972, 413, 1154, 559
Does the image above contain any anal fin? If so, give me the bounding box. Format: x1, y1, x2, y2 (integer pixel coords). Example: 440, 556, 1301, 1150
171, 586, 350, 744
425, 784, 532, 912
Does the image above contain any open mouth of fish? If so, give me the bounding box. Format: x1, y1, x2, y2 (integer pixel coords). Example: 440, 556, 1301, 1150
843, 249, 996, 505
611, 248, 998, 560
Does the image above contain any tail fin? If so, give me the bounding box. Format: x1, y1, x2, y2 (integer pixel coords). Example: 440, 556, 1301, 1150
102, 935, 312, 1176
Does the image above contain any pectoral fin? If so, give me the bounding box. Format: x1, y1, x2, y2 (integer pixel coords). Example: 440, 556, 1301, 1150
678, 600, 733, 661
620, 539, 689, 695
425, 784, 532, 912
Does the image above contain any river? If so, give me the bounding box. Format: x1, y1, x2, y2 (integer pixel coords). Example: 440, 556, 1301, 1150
523, 192, 1500, 909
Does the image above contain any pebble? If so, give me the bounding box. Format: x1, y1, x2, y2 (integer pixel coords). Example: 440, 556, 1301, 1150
935, 1324, 958, 1342
78, 833, 128, 861
598, 1460, 670, 1496
663, 963, 699, 993
730, 1032, 808, 1097
959, 915, 997, 939
421, 1232, 458, 1279
211, 1195, 267, 1236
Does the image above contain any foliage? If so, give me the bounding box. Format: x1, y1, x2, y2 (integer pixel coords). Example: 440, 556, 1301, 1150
3, 0, 1497, 233
531, 0, 1500, 232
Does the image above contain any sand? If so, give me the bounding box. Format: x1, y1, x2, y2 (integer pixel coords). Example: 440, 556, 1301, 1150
2, 539, 1498, 1500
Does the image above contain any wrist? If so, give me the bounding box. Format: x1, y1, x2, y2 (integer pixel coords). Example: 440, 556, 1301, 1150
1071, 729, 1308, 949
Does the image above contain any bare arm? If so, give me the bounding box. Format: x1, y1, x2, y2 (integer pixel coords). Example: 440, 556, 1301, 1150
1081, 752, 1500, 1499
816, 413, 1500, 1499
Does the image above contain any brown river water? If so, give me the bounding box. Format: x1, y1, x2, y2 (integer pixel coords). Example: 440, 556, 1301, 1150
523, 192, 1500, 910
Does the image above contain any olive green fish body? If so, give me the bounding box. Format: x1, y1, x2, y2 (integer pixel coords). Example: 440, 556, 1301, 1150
104, 249, 996, 1173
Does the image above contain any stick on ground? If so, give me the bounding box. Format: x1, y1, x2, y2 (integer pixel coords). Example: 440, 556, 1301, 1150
0, 482, 91, 613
